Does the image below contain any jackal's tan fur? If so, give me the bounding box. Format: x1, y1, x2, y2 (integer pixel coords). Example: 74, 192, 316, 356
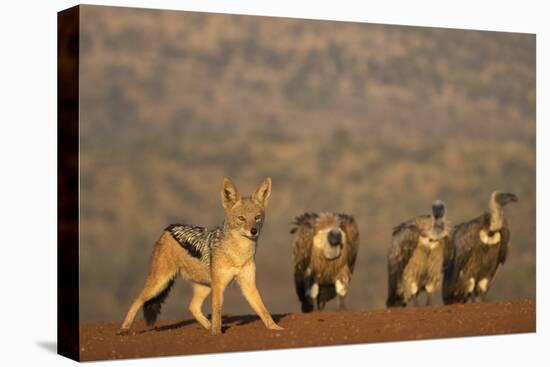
117, 177, 282, 335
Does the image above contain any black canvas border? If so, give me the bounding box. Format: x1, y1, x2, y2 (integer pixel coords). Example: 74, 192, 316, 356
57, 5, 80, 362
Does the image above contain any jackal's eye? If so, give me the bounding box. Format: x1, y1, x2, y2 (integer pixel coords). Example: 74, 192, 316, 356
254, 215, 262, 222
238, 215, 246, 222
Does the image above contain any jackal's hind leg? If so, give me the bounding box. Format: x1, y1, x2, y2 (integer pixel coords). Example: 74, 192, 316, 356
118, 268, 176, 334
189, 283, 212, 330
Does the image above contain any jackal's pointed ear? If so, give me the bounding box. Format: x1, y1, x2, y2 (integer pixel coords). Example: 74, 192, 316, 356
253, 177, 272, 207
221, 177, 241, 210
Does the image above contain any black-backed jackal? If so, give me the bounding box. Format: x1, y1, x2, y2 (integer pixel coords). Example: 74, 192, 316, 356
117, 177, 283, 335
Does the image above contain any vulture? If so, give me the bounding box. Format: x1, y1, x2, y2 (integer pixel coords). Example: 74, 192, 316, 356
291, 212, 359, 312
443, 191, 518, 304
387, 200, 451, 307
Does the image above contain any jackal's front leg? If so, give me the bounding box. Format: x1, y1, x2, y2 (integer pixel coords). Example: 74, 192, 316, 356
210, 267, 234, 335
237, 262, 283, 331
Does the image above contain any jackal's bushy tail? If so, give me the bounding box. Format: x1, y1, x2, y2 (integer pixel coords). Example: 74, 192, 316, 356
143, 278, 176, 326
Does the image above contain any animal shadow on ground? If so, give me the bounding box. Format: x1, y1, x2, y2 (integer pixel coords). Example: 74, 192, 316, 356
141, 314, 289, 334
223, 313, 289, 332
139, 319, 197, 334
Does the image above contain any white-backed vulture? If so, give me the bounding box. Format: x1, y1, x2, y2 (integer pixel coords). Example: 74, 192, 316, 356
291, 212, 359, 312
443, 191, 518, 304
387, 200, 451, 307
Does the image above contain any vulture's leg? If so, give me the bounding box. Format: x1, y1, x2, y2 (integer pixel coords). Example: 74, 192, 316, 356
472, 289, 483, 303
406, 280, 419, 307
317, 298, 326, 311
307, 282, 319, 310
424, 283, 435, 306
476, 279, 489, 303
425, 292, 432, 306
480, 292, 488, 302
337, 295, 347, 311
335, 278, 349, 311
473, 294, 484, 303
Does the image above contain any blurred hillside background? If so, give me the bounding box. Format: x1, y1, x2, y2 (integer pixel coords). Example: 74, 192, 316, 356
78, 5, 535, 322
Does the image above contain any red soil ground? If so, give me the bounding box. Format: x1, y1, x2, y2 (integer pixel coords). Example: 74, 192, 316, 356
79, 298, 535, 361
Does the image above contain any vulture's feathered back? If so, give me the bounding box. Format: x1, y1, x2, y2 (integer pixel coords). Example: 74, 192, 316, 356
291, 212, 359, 312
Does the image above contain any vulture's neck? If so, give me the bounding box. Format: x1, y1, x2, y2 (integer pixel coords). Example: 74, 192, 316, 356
489, 199, 504, 231
430, 216, 446, 238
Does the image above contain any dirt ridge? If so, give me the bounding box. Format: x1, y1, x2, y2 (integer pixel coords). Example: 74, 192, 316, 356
79, 298, 535, 361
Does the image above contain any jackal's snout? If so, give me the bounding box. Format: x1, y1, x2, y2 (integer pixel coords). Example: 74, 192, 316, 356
236, 221, 262, 240
244, 222, 262, 240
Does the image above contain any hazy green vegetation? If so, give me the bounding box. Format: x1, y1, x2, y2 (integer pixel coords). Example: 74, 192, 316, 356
78, 6, 535, 321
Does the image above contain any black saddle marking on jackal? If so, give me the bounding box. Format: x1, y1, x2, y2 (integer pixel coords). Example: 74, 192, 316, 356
165, 224, 204, 260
